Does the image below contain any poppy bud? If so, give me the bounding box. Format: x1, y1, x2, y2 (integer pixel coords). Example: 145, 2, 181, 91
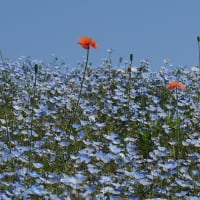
197, 36, 200, 42
119, 57, 123, 63
127, 66, 132, 73
130, 53, 134, 64
34, 64, 39, 74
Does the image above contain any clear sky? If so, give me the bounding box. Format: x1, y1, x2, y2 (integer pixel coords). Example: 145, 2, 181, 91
0, 0, 200, 71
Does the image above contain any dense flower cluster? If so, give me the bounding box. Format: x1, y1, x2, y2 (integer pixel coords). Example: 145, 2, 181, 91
0, 37, 200, 199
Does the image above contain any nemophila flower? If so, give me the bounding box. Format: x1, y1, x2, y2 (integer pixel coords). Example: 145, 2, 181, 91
166, 81, 186, 91
78, 36, 97, 49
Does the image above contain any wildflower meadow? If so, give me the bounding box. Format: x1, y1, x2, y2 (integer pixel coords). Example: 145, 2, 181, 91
0, 37, 200, 199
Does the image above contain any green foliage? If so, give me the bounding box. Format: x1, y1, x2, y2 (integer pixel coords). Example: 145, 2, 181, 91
0, 60, 200, 198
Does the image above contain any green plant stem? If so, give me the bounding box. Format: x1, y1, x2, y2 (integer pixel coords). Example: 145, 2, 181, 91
30, 71, 37, 151
5, 112, 12, 153
175, 88, 180, 159
198, 40, 200, 68
127, 54, 133, 121
72, 48, 90, 120
68, 48, 89, 166
127, 71, 131, 121
175, 87, 182, 177
108, 50, 112, 68
0, 50, 4, 63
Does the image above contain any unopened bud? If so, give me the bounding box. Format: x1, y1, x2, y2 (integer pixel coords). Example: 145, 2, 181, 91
34, 64, 39, 74
119, 57, 123, 63
130, 53, 134, 63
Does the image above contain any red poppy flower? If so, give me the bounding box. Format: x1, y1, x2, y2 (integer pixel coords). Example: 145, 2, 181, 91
166, 81, 186, 91
78, 36, 97, 49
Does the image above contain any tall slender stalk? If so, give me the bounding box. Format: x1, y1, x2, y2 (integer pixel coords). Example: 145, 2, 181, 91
4, 112, 12, 153
175, 88, 180, 159
107, 49, 112, 69
0, 50, 4, 63
72, 48, 90, 120
197, 36, 200, 68
127, 69, 131, 119
127, 54, 133, 121
166, 81, 186, 160
30, 64, 38, 151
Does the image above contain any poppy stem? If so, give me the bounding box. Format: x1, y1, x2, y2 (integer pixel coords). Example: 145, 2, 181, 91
127, 70, 131, 121
4, 112, 12, 153
29, 65, 38, 168
198, 36, 200, 68
175, 88, 180, 160
175, 87, 182, 176
73, 48, 90, 120
0, 50, 4, 64
127, 53, 134, 121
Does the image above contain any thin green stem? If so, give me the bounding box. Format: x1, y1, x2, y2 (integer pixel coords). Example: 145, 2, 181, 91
72, 48, 90, 121
127, 71, 131, 121
175, 88, 179, 158
127, 53, 133, 121
5, 112, 12, 153
197, 36, 200, 68
30, 69, 37, 151
0, 50, 4, 63
67, 49, 90, 164
198, 40, 200, 68
108, 50, 112, 67
175, 87, 182, 177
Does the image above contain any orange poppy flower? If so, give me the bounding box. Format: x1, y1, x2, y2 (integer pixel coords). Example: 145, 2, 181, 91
166, 81, 186, 91
78, 36, 97, 49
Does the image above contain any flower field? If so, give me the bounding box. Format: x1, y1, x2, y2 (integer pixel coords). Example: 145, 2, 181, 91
0, 53, 200, 199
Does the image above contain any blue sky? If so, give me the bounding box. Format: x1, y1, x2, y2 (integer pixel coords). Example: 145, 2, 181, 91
0, 0, 200, 71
